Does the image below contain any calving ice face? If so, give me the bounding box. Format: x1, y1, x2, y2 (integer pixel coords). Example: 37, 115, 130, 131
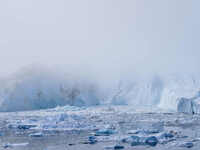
0, 65, 200, 113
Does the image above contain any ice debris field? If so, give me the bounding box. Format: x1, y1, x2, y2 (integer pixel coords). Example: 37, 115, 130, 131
1, 105, 200, 150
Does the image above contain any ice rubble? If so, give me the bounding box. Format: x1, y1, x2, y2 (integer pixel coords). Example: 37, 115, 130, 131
0, 65, 200, 112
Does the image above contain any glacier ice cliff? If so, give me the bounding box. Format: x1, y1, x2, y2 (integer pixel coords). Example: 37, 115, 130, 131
0, 65, 200, 112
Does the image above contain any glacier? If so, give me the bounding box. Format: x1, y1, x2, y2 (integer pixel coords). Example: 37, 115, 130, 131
0, 65, 200, 112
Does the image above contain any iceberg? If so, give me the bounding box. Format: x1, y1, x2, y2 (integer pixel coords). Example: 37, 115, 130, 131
177, 92, 200, 114
177, 98, 194, 114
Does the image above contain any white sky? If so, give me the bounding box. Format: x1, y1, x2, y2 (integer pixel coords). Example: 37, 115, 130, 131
0, 0, 200, 77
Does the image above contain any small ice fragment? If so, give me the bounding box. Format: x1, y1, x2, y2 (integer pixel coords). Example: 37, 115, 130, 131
29, 132, 43, 137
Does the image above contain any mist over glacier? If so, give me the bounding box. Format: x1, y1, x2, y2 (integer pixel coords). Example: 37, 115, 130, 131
0, 64, 200, 112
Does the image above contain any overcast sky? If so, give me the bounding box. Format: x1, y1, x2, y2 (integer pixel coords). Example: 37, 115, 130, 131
0, 0, 200, 78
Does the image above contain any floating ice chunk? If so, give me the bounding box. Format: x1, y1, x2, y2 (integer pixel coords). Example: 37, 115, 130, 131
179, 142, 194, 148
121, 136, 135, 144
122, 136, 158, 147
160, 132, 174, 139
29, 132, 43, 137
88, 136, 98, 144
104, 145, 125, 150
122, 136, 158, 146
114, 145, 125, 149
82, 136, 98, 145
130, 136, 144, 146
3, 143, 29, 148
135, 121, 164, 135
158, 132, 176, 144
127, 130, 139, 134
17, 124, 37, 130
94, 129, 116, 136
145, 136, 158, 147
